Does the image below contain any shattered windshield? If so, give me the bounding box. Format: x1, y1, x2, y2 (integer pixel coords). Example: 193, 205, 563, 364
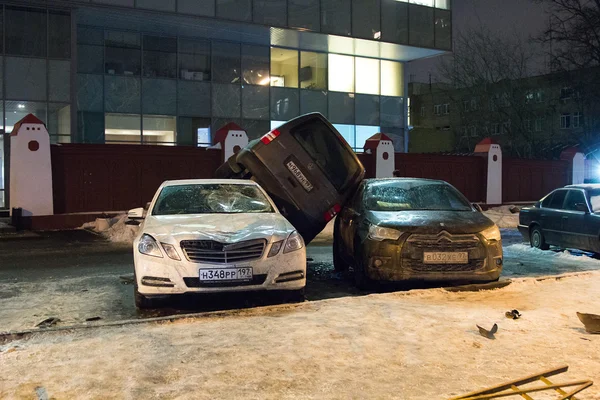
152, 184, 274, 215
364, 181, 473, 212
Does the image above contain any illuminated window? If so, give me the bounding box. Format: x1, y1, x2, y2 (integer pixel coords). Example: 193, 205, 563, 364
381, 60, 403, 97
328, 54, 354, 92
271, 120, 286, 130
355, 57, 380, 95
270, 48, 298, 88
300, 52, 327, 90
435, 0, 450, 9
143, 115, 176, 145
197, 127, 211, 147
105, 113, 141, 144
356, 126, 380, 149
411, 0, 434, 6
334, 124, 355, 149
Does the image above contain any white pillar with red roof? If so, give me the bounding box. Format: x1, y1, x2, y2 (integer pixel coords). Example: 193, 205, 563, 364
9, 114, 54, 216
474, 138, 502, 205
213, 122, 249, 162
364, 133, 395, 178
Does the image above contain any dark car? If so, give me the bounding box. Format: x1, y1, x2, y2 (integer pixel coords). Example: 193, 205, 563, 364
214, 113, 365, 244
518, 184, 600, 253
333, 178, 503, 288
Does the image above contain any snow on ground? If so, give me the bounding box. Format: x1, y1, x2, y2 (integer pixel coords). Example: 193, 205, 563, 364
483, 206, 520, 228
1, 272, 599, 399
504, 244, 600, 277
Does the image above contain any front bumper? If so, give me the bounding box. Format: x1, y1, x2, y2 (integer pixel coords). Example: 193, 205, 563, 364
360, 233, 503, 283
134, 243, 306, 296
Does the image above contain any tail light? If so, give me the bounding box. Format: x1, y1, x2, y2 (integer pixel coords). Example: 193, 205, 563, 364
324, 204, 341, 222
260, 129, 281, 145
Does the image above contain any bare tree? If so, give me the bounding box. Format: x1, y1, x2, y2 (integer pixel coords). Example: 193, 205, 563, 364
436, 26, 545, 158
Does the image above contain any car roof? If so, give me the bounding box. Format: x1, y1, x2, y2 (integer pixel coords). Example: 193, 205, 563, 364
161, 179, 257, 187
364, 177, 446, 185
565, 184, 600, 190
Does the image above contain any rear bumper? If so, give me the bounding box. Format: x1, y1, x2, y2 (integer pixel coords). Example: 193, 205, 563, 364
518, 225, 530, 242
361, 235, 503, 283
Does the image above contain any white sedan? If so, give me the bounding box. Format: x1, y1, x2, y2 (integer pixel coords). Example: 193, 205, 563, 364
128, 179, 306, 309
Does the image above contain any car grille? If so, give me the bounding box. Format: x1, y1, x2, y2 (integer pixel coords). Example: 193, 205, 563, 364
402, 232, 485, 273
180, 239, 266, 264
184, 274, 268, 288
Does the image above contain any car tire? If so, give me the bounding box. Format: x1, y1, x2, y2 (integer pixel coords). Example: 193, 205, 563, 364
333, 219, 349, 272
134, 283, 158, 309
530, 226, 550, 250
290, 287, 305, 303
354, 249, 373, 291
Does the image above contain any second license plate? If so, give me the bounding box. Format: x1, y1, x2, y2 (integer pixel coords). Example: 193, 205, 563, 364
423, 252, 468, 264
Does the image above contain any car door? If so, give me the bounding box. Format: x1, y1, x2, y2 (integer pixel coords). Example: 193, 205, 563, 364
338, 184, 365, 258
562, 189, 590, 250
541, 189, 568, 246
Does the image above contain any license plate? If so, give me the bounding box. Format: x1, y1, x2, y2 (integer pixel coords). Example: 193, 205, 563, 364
423, 252, 468, 264
286, 160, 314, 192
199, 267, 253, 282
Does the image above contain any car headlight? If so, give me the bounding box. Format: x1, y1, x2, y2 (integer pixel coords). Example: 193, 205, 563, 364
283, 231, 304, 254
268, 240, 284, 257
161, 243, 181, 261
368, 225, 402, 241
480, 225, 501, 242
138, 234, 163, 258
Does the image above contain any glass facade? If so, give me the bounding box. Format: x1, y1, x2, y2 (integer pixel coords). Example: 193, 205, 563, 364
0, 0, 452, 209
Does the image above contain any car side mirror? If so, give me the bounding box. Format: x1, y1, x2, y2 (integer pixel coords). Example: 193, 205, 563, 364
575, 203, 589, 213
473, 203, 483, 212
128, 207, 145, 219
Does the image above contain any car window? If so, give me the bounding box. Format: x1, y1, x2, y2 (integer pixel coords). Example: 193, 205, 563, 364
541, 193, 554, 208
290, 118, 360, 192
364, 181, 472, 212
564, 190, 588, 212
548, 190, 567, 209
152, 184, 274, 215
588, 189, 600, 213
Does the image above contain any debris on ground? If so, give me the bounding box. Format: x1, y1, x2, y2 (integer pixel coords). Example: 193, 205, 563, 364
483, 206, 520, 228
477, 323, 498, 339
577, 312, 600, 333
35, 317, 60, 329
119, 274, 135, 285
505, 309, 521, 319
85, 317, 102, 322
80, 214, 138, 244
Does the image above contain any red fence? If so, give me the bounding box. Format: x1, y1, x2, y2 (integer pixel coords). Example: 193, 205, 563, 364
502, 158, 570, 203
51, 144, 223, 213
393, 153, 487, 202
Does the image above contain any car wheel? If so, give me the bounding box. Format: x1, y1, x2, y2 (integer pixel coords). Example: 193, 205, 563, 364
530, 226, 549, 250
333, 219, 349, 272
354, 248, 373, 291
134, 283, 159, 309
290, 288, 305, 303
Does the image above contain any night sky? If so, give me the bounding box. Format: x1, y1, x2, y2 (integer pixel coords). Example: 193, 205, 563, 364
408, 0, 548, 82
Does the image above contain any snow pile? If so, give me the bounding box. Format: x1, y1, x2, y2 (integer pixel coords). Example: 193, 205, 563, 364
483, 205, 520, 228
507, 244, 600, 264
80, 214, 138, 244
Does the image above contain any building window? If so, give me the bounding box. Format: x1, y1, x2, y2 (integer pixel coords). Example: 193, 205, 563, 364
525, 91, 534, 103
560, 113, 572, 129
143, 115, 176, 145
491, 123, 500, 136
420, 106, 425, 117
271, 47, 299, 88
143, 35, 177, 79
470, 98, 478, 110
213, 42, 241, 84
461, 126, 468, 137
328, 54, 354, 92
355, 57, 380, 95
434, 104, 441, 115
535, 117, 544, 132
573, 112, 583, 128
525, 119, 532, 132
356, 125, 381, 150
535, 90, 544, 103
105, 31, 141, 76
463, 100, 469, 112
49, 10, 71, 59
502, 120, 511, 134
300, 52, 327, 90
470, 126, 477, 137
179, 38, 211, 81
334, 124, 356, 149
380, 60, 403, 97
242, 45, 270, 86
105, 113, 141, 144
560, 87, 573, 101
442, 103, 450, 114
6, 6, 47, 57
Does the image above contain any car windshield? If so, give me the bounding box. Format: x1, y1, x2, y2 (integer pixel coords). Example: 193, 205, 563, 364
364, 181, 473, 212
152, 184, 274, 215
290, 118, 360, 191
588, 189, 600, 213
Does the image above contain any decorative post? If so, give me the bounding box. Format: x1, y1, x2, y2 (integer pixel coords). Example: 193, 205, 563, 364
364, 133, 395, 178
9, 114, 54, 216
474, 138, 502, 205
211, 122, 249, 162
560, 147, 586, 185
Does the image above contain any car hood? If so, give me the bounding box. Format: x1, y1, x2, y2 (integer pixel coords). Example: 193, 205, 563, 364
142, 213, 293, 243
366, 210, 495, 235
